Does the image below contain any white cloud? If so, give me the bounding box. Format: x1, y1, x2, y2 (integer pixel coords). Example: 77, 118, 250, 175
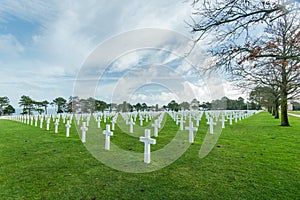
0, 34, 24, 56
0, 0, 247, 108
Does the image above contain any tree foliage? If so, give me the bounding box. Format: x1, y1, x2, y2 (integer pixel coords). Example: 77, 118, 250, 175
0, 96, 15, 116
19, 95, 34, 115
52, 97, 67, 114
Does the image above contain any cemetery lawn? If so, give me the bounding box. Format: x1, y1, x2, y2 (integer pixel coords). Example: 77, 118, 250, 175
288, 110, 300, 115
0, 112, 299, 200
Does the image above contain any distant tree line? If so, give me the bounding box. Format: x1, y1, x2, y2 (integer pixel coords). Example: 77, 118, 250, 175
0, 95, 260, 116
12, 95, 260, 115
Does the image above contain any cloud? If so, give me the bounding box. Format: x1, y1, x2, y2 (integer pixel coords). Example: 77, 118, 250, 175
0, 0, 246, 108
0, 34, 24, 56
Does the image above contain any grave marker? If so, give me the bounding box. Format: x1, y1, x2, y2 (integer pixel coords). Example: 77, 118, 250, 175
39, 116, 43, 129
185, 121, 198, 143
54, 119, 59, 133
96, 117, 101, 128
152, 119, 160, 137
220, 115, 227, 129
81, 122, 88, 143
65, 120, 71, 137
207, 117, 216, 134
128, 118, 135, 133
139, 129, 156, 164
46, 118, 50, 131
103, 124, 113, 150
179, 116, 185, 131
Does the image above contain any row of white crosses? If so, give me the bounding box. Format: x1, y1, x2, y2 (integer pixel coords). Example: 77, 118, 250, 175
205, 110, 258, 134
80, 112, 159, 164
168, 111, 201, 144
5, 110, 259, 164
8, 114, 75, 138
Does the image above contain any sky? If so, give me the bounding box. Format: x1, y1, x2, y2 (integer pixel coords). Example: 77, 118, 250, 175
0, 0, 245, 109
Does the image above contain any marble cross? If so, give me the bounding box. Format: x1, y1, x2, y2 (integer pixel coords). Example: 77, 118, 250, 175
139, 129, 156, 164
81, 122, 88, 143
103, 124, 113, 150
65, 120, 71, 137
185, 121, 198, 143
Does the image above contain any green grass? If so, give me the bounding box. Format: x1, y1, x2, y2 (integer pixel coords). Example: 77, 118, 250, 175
0, 112, 299, 199
288, 110, 300, 115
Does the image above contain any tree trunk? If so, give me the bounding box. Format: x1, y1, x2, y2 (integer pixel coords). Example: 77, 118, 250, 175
280, 61, 290, 126
272, 104, 275, 116
280, 93, 289, 126
268, 105, 272, 113
274, 101, 279, 119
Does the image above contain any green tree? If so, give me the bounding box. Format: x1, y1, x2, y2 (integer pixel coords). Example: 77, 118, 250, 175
167, 100, 179, 111
3, 105, 15, 115
33, 101, 45, 115
180, 101, 190, 110
190, 98, 200, 110
41, 100, 49, 114
141, 103, 148, 111
52, 97, 67, 113
236, 97, 246, 110
19, 95, 34, 115
0, 96, 10, 116
134, 103, 142, 111
95, 100, 107, 112
155, 104, 159, 111
250, 86, 280, 118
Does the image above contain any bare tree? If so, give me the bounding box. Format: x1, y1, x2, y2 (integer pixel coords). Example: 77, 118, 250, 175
189, 0, 300, 126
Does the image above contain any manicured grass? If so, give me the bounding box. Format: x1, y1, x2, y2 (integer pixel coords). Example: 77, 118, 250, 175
289, 110, 300, 115
0, 112, 299, 199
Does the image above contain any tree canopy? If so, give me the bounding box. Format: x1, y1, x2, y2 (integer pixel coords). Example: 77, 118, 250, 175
189, 0, 300, 126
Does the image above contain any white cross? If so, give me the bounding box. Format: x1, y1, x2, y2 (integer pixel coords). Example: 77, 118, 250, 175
229, 115, 233, 125
139, 115, 143, 126
65, 120, 71, 137
103, 124, 113, 150
128, 118, 135, 133
207, 117, 216, 134
76, 116, 80, 125
176, 115, 180, 125
54, 119, 59, 133
152, 119, 160, 137
96, 117, 101, 128
139, 129, 156, 164
185, 121, 198, 143
111, 117, 117, 130
40, 117, 43, 129
145, 115, 149, 122
62, 115, 66, 123
220, 115, 227, 129
188, 114, 193, 123
195, 115, 201, 127
235, 114, 238, 123
46, 118, 50, 131
81, 122, 88, 143
179, 117, 185, 131
34, 117, 38, 127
